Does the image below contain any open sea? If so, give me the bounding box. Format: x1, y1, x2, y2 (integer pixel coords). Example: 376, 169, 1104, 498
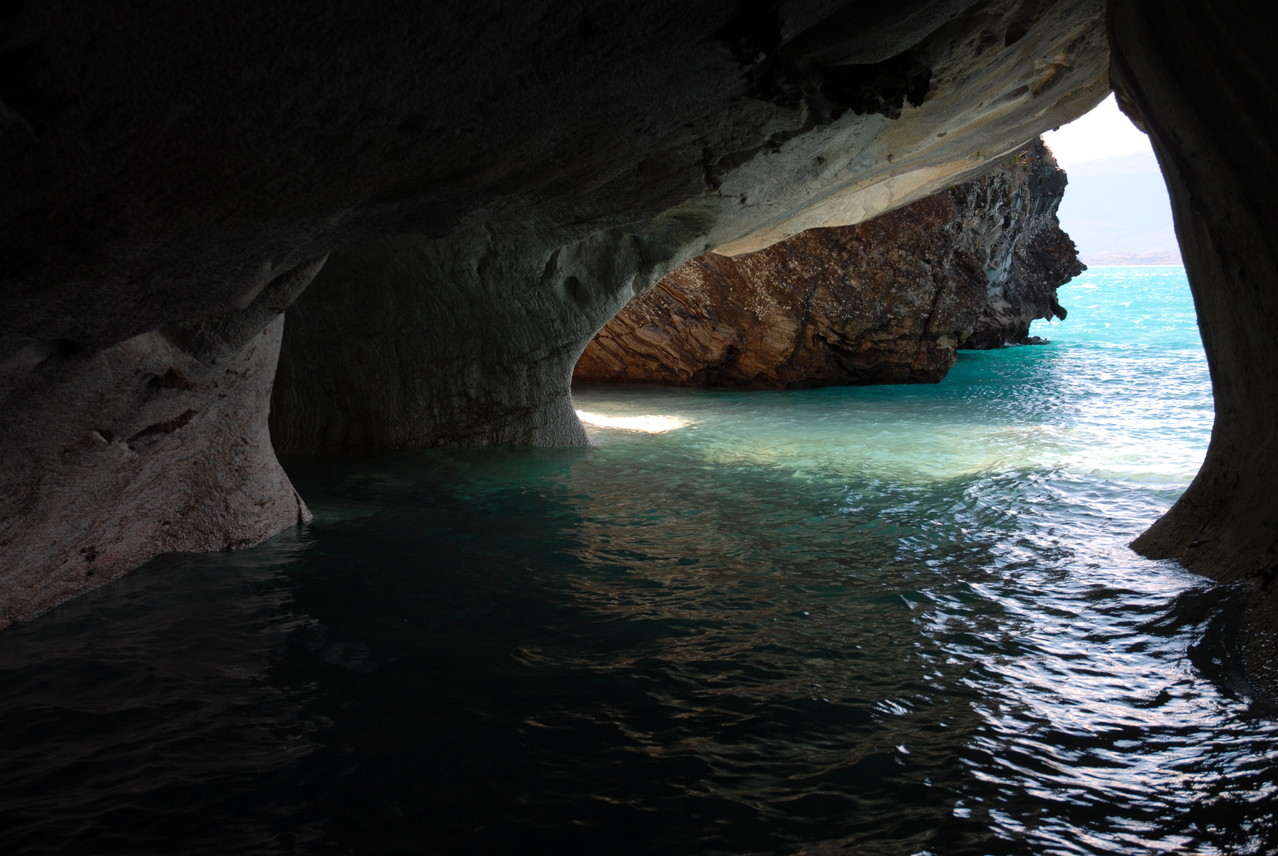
2, 266, 1276, 855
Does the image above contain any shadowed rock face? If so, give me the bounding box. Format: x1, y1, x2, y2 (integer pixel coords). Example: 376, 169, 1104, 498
952, 142, 1079, 350
1109, 0, 1278, 693
1, 0, 1276, 696
0, 259, 320, 625
573, 140, 1079, 388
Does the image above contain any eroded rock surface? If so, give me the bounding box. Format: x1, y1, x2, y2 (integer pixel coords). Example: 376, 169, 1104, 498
0, 257, 322, 624
1, 0, 1277, 699
575, 140, 1079, 388
266, 1, 1107, 453
1110, 0, 1278, 692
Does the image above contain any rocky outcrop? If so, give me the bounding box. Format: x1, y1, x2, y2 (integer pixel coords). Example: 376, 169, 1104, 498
950, 143, 1079, 348
574, 140, 1079, 388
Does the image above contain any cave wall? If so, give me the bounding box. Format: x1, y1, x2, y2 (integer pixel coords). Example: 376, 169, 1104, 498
269, 219, 706, 451
572, 139, 1080, 389
0, 258, 322, 625
1109, 0, 1278, 691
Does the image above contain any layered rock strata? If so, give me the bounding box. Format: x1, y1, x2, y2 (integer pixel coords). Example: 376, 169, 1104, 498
574, 140, 1079, 388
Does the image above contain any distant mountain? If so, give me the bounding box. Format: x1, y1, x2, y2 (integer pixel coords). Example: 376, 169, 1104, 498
1064, 151, 1163, 176
1083, 249, 1182, 266
1052, 150, 1181, 267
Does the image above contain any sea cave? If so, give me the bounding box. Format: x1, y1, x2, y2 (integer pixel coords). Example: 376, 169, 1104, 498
2, 1, 1277, 853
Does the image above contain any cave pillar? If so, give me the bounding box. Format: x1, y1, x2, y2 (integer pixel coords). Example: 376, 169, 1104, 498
1110, 0, 1278, 684
269, 227, 660, 452
0, 260, 324, 627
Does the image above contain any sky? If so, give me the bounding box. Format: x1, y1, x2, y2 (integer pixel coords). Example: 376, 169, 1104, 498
1039, 95, 1180, 265
1041, 94, 1152, 167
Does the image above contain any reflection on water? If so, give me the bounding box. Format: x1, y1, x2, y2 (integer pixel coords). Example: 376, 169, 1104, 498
0, 268, 1275, 855
575, 409, 692, 433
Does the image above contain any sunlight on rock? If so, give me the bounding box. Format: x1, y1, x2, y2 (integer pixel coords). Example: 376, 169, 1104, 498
575, 410, 691, 433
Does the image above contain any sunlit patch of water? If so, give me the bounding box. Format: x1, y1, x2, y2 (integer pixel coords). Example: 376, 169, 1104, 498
575, 409, 692, 433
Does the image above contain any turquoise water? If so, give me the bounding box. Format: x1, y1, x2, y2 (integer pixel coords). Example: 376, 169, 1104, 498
1, 267, 1276, 855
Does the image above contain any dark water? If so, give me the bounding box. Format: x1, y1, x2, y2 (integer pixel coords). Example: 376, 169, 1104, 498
1, 268, 1276, 855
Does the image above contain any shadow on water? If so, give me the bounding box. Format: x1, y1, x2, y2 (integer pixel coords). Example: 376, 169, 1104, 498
0, 533, 316, 855
0, 438, 1274, 855
269, 450, 1013, 856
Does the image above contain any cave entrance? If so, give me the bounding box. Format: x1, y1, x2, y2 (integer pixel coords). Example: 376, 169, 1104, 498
1042, 93, 1180, 268
571, 94, 1203, 497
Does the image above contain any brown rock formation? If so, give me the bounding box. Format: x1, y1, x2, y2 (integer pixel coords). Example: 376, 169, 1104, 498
574, 140, 1080, 388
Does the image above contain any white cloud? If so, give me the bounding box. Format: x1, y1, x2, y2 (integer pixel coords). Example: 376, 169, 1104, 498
1044, 94, 1179, 263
